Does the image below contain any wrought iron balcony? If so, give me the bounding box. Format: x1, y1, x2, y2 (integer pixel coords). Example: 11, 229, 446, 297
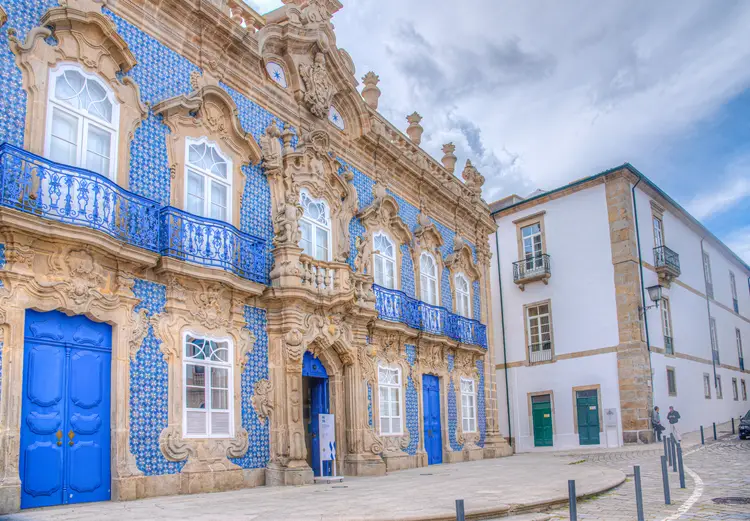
529, 342, 552, 363
373, 284, 487, 348
653, 246, 680, 286
664, 335, 674, 355
512, 254, 550, 290
0, 143, 268, 284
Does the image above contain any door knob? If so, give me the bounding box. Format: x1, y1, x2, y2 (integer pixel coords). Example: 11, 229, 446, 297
56, 430, 62, 447
68, 430, 74, 446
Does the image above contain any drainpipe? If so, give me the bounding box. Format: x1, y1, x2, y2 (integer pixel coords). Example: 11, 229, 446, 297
493, 225, 513, 445
631, 178, 656, 403
700, 238, 718, 387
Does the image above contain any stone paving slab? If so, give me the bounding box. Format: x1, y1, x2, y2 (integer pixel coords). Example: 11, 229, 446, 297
3, 455, 625, 521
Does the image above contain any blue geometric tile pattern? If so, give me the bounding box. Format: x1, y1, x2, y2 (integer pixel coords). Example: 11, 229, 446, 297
0, 1, 57, 148
473, 280, 481, 322
230, 306, 271, 469
404, 344, 419, 456
476, 359, 486, 448
129, 279, 185, 475
441, 267, 452, 310
447, 354, 463, 452
400, 244, 415, 298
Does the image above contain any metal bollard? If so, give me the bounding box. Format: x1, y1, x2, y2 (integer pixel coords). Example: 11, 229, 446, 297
700, 425, 705, 445
667, 436, 673, 466
677, 442, 685, 489
568, 480, 578, 521
663, 436, 668, 460
713, 422, 717, 440
661, 455, 671, 505
455, 499, 465, 521
671, 436, 677, 473
732, 417, 735, 435
634, 465, 645, 521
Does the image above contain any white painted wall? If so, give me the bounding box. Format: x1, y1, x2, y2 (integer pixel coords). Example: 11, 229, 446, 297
633, 185, 750, 429
490, 183, 622, 449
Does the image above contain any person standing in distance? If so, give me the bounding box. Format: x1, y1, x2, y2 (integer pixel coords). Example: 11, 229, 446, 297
667, 405, 681, 442
652, 406, 664, 441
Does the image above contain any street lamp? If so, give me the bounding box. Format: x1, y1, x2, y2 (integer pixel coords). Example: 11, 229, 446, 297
639, 284, 663, 317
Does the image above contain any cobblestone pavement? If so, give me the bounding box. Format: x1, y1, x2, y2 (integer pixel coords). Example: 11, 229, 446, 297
539, 421, 750, 521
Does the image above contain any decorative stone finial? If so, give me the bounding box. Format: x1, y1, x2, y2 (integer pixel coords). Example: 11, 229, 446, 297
461, 159, 485, 197
362, 72, 381, 110
441, 143, 457, 174
406, 112, 423, 145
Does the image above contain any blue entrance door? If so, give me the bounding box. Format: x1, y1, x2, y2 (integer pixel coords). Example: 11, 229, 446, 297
20, 310, 112, 509
422, 374, 443, 464
303, 352, 330, 477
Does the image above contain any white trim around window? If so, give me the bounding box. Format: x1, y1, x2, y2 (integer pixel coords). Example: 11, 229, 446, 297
420, 252, 439, 305
455, 272, 471, 318
182, 331, 234, 439
460, 377, 477, 433
185, 137, 232, 222
299, 189, 332, 261
373, 231, 397, 289
377, 365, 403, 436
44, 63, 120, 180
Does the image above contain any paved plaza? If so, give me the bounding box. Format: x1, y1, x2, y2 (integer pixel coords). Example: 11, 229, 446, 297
4, 422, 748, 521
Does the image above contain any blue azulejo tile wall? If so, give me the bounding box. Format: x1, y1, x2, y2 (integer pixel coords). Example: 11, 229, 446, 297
230, 306, 271, 469
446, 354, 463, 452
476, 359, 486, 448
130, 279, 186, 475
404, 344, 419, 456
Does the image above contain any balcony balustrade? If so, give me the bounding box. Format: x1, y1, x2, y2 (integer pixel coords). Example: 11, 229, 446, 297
298, 255, 352, 296
653, 245, 680, 286
0, 143, 267, 284
373, 284, 487, 348
512, 254, 550, 290
528, 342, 552, 363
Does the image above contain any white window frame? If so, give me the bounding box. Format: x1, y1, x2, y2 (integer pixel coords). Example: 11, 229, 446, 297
703, 373, 711, 399
460, 377, 477, 433
716, 375, 723, 399
709, 317, 719, 364
703, 252, 713, 297
737, 328, 744, 365
730, 271, 738, 311
526, 303, 552, 352
742, 379, 747, 401
373, 231, 397, 289
420, 252, 439, 305
377, 365, 403, 436
653, 215, 664, 248
455, 272, 471, 318
299, 189, 332, 261
44, 63, 120, 180
666, 367, 677, 396
182, 331, 234, 439
184, 137, 232, 223
661, 297, 673, 339
521, 222, 543, 258
732, 377, 739, 401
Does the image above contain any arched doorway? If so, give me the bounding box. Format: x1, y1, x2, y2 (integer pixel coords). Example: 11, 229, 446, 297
302, 351, 331, 477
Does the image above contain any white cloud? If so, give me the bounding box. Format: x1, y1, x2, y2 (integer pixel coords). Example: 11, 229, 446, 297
686, 155, 750, 220
328, 0, 750, 200
724, 226, 750, 264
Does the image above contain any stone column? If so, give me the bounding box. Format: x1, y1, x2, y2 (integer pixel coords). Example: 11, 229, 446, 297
605, 172, 654, 444
0, 306, 24, 513
342, 357, 385, 476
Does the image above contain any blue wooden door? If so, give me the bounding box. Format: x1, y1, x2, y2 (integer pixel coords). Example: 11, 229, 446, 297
422, 374, 443, 464
20, 310, 111, 509
303, 352, 330, 477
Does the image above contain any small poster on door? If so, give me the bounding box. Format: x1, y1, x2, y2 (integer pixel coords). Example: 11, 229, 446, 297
319, 413, 335, 462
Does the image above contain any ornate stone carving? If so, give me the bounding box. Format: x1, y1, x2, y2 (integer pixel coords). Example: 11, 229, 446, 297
359, 343, 377, 384
299, 52, 336, 119
128, 309, 152, 360
226, 428, 250, 459
259, 119, 283, 175
284, 328, 305, 371
115, 271, 136, 295
461, 160, 485, 198
382, 432, 410, 454
159, 425, 192, 462
4, 244, 34, 268
237, 327, 257, 368
335, 170, 359, 263
301, 0, 332, 25
418, 344, 444, 375
165, 275, 188, 303
252, 379, 274, 424
64, 249, 107, 306
190, 285, 230, 329
273, 193, 304, 247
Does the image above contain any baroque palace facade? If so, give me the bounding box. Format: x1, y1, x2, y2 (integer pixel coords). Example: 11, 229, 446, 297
0, 0, 510, 513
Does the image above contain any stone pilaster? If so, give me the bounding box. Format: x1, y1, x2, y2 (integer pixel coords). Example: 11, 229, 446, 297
605, 173, 654, 444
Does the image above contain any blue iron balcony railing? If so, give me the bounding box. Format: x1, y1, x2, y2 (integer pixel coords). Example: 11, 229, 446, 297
373, 284, 487, 348
0, 143, 268, 284
654, 245, 680, 277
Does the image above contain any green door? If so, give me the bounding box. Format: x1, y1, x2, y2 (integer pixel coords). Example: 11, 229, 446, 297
576, 390, 600, 445
531, 395, 553, 447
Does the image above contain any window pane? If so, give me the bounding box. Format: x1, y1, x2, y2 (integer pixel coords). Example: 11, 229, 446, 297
315, 227, 329, 260
55, 70, 85, 109
380, 417, 390, 434
300, 221, 313, 256
391, 418, 400, 433
86, 124, 112, 177
210, 411, 230, 436
185, 364, 206, 387
374, 256, 384, 285
385, 260, 395, 289
187, 170, 205, 215
186, 410, 206, 435
49, 109, 79, 166
210, 181, 228, 221
211, 367, 229, 389
185, 337, 207, 359
211, 389, 229, 410
186, 387, 206, 409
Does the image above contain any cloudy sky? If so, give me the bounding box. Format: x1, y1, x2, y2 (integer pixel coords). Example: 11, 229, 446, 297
248, 0, 750, 262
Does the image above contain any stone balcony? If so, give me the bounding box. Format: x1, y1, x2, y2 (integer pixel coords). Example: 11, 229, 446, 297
0, 143, 267, 293
653, 245, 680, 287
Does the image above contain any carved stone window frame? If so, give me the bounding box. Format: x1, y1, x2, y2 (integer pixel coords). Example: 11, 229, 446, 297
9, 6, 148, 189
373, 230, 399, 289
523, 298, 555, 365
413, 212, 445, 304
444, 238, 481, 319
513, 211, 547, 262
153, 80, 262, 228
459, 376, 477, 434
375, 363, 405, 437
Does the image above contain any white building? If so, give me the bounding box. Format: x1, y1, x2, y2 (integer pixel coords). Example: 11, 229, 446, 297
490, 165, 749, 452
